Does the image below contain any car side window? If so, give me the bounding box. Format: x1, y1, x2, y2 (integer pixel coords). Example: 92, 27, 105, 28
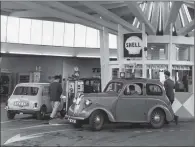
124, 83, 143, 96
146, 84, 162, 96
42, 86, 49, 96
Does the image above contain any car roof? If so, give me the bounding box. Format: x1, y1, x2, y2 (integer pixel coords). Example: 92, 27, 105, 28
16, 83, 50, 87
109, 78, 163, 86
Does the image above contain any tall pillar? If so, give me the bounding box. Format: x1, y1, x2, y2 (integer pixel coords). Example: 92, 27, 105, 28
117, 24, 124, 74
168, 23, 173, 77
100, 27, 109, 91
142, 23, 147, 78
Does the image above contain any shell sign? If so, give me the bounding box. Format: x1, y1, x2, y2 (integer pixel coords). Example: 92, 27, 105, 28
124, 33, 143, 58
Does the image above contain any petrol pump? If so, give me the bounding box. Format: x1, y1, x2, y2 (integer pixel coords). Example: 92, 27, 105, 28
65, 67, 84, 113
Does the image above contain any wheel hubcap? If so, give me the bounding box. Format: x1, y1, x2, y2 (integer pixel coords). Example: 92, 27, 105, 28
94, 116, 101, 125
152, 112, 161, 123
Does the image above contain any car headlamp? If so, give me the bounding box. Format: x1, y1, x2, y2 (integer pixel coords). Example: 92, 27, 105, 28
85, 99, 92, 106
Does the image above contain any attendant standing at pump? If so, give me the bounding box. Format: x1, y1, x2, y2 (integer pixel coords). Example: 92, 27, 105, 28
49, 75, 62, 120
164, 71, 179, 125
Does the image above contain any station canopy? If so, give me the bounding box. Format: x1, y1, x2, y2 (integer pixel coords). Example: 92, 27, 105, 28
1, 1, 194, 36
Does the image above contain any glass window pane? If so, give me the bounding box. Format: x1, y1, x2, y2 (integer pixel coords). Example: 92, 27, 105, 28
97, 30, 100, 48
19, 18, 31, 44
53, 22, 64, 46
64, 23, 74, 47
7, 16, 20, 43
42, 20, 53, 46
86, 27, 98, 48
1, 15, 7, 42
31, 19, 42, 45
109, 34, 117, 49
74, 24, 86, 47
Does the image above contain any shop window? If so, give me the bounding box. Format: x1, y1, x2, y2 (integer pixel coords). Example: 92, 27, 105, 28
7, 16, 20, 43
64, 23, 74, 47
176, 45, 190, 61
147, 43, 168, 60
86, 27, 98, 48
53, 22, 65, 46
1, 15, 7, 42
172, 66, 193, 93
31, 19, 42, 45
146, 84, 163, 96
74, 24, 86, 47
124, 83, 143, 96
109, 34, 117, 49
19, 18, 31, 44
42, 20, 54, 46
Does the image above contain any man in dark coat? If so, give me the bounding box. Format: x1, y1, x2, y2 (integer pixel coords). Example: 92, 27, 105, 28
49, 75, 62, 120
164, 71, 179, 125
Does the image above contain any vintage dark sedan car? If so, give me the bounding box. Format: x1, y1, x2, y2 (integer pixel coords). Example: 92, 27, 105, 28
65, 78, 175, 131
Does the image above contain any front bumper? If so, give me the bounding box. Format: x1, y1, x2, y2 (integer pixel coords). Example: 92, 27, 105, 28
65, 115, 85, 120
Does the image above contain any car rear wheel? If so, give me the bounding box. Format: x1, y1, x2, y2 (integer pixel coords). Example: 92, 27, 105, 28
7, 111, 15, 120
89, 110, 105, 131
73, 120, 83, 128
36, 106, 47, 120
150, 108, 165, 129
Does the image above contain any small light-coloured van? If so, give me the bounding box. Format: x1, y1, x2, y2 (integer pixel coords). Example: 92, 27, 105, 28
5, 83, 66, 120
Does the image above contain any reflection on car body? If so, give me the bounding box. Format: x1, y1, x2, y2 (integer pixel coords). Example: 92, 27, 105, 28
65, 78, 175, 131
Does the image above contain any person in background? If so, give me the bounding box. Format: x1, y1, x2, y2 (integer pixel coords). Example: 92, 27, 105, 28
164, 71, 179, 125
182, 72, 188, 92
49, 75, 62, 120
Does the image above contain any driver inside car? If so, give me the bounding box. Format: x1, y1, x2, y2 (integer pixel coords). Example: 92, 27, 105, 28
129, 85, 138, 95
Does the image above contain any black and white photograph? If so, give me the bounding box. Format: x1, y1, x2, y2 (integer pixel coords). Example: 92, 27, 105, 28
0, 0, 194, 146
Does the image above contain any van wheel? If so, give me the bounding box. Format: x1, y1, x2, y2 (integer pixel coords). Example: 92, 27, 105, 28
150, 109, 165, 129
7, 111, 15, 120
73, 120, 83, 128
89, 110, 105, 131
36, 106, 47, 120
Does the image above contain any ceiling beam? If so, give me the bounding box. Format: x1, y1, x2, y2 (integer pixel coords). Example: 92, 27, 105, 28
79, 1, 141, 33
10, 10, 50, 18
183, 1, 194, 9
41, 1, 120, 33
177, 19, 194, 36
15, 1, 117, 34
164, 1, 183, 33
162, 2, 170, 31
102, 3, 127, 9
126, 2, 155, 35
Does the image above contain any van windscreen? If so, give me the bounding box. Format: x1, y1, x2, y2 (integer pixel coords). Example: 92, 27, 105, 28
13, 86, 39, 96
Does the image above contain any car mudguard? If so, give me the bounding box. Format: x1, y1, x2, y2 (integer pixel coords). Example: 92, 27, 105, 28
85, 105, 116, 122
147, 105, 174, 122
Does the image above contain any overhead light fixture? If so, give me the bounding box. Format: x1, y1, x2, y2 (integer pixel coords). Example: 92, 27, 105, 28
159, 3, 162, 31
179, 9, 185, 27
183, 4, 192, 22
148, 2, 154, 20
169, 2, 172, 8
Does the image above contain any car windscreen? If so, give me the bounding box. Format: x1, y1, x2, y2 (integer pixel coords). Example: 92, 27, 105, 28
104, 82, 123, 93
13, 86, 39, 96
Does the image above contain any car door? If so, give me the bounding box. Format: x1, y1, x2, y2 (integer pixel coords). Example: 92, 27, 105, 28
115, 83, 148, 122
42, 86, 52, 113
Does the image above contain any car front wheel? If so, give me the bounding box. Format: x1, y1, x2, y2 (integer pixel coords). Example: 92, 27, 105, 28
150, 108, 165, 129
89, 110, 105, 131
7, 110, 16, 120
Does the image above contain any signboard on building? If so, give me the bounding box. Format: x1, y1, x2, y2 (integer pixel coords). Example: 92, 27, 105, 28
124, 33, 143, 58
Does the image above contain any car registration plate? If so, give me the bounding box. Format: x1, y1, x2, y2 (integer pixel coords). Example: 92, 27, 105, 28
68, 118, 76, 123
14, 101, 29, 107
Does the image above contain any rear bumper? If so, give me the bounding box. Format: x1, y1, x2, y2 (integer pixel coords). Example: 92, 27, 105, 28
5, 106, 40, 114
